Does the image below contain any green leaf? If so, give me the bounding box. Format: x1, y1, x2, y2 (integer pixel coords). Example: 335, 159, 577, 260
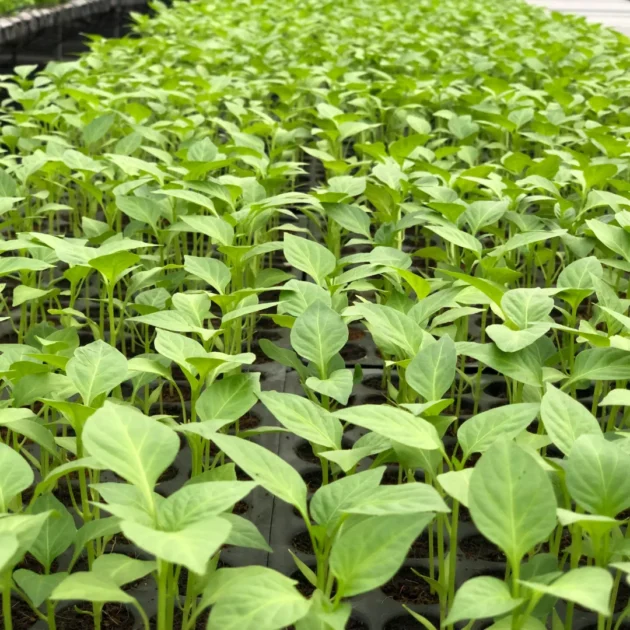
426, 224, 482, 257
343, 483, 449, 516
66, 341, 128, 406
197, 374, 259, 423
28, 495, 76, 571
520, 567, 612, 616
311, 468, 385, 533
501, 288, 554, 329
205, 566, 310, 630
179, 215, 234, 246
92, 553, 156, 586
157, 481, 256, 530
184, 255, 231, 294
565, 348, 630, 387
115, 195, 164, 232
600, 389, 630, 406
326, 203, 371, 237
0, 534, 19, 574
486, 323, 550, 353
122, 517, 230, 575
83, 401, 179, 509
586, 218, 630, 261
259, 391, 341, 449
458, 403, 540, 459
407, 335, 456, 401
566, 434, 630, 517
284, 234, 336, 285
333, 404, 442, 450
330, 513, 434, 597
212, 434, 308, 516
290, 301, 348, 374
13, 570, 67, 607
50, 572, 134, 603
436, 469, 473, 507
221, 513, 272, 552
0, 443, 33, 510
305, 369, 353, 405
83, 113, 116, 144
469, 439, 557, 568
446, 577, 523, 624
540, 385, 601, 456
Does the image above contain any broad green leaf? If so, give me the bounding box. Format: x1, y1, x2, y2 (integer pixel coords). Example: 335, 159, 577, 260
0, 443, 33, 510
13, 570, 67, 607
520, 567, 612, 615
600, 389, 630, 406
66, 341, 128, 406
586, 219, 630, 262
28, 495, 76, 571
153, 329, 207, 376
311, 468, 385, 532
221, 513, 272, 552
566, 434, 630, 517
458, 403, 540, 459
0, 533, 18, 573
343, 483, 449, 516
83, 113, 116, 144
540, 385, 601, 455
437, 469, 474, 507
122, 518, 230, 575
446, 577, 523, 624
486, 323, 550, 353
197, 374, 259, 422
284, 234, 336, 285
426, 224, 482, 257
157, 481, 256, 530
565, 348, 630, 387
469, 439, 557, 567
212, 434, 308, 516
407, 335, 456, 401
83, 402, 179, 509
179, 215, 234, 245
205, 566, 310, 630
333, 405, 442, 451
50, 572, 134, 603
305, 369, 353, 405
325, 203, 371, 237
259, 391, 341, 449
501, 288, 554, 329
184, 255, 231, 294
330, 513, 434, 597
92, 553, 156, 586
290, 301, 348, 373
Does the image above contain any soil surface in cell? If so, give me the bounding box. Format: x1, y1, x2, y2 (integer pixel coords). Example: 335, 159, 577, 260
381, 566, 440, 605
56, 602, 135, 629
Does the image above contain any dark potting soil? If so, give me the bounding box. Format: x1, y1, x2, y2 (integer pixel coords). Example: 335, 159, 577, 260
56, 602, 135, 629
0, 598, 40, 630
231, 412, 262, 433
381, 567, 440, 605
340, 344, 368, 362
290, 569, 316, 597
17, 553, 59, 574
459, 534, 505, 562
157, 465, 179, 483
149, 607, 208, 629
291, 530, 314, 555
406, 533, 433, 559
302, 469, 323, 493
384, 614, 439, 630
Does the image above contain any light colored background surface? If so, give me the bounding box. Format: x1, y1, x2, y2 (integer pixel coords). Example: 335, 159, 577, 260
527, 0, 630, 35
